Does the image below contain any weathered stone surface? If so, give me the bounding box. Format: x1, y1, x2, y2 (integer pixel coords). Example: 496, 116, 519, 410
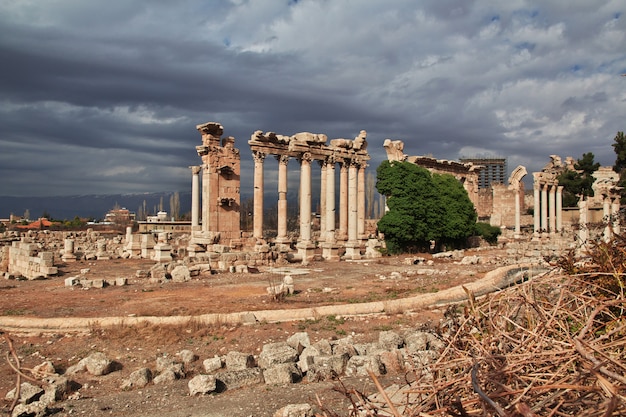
171, 265, 191, 282
66, 352, 116, 376
215, 368, 264, 390
306, 354, 349, 382
153, 368, 180, 384
203, 357, 223, 373
379, 350, 405, 374
378, 330, 404, 350
177, 349, 198, 364
286, 332, 310, 353
32, 361, 56, 378
5, 382, 44, 404
121, 368, 152, 390
258, 342, 298, 369
225, 351, 255, 370
188, 374, 217, 396
263, 363, 302, 385
273, 403, 313, 417
345, 355, 385, 377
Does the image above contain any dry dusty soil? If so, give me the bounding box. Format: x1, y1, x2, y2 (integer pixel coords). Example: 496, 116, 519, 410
0, 248, 505, 416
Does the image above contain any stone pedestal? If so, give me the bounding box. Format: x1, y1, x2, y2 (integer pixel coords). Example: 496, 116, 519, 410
296, 241, 316, 264
343, 242, 361, 260
141, 234, 155, 259
321, 242, 340, 261
152, 232, 172, 262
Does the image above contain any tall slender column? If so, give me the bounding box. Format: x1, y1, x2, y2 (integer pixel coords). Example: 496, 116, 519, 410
299, 153, 312, 243
603, 195, 611, 241
612, 197, 621, 235
325, 157, 336, 243
541, 183, 548, 234
514, 185, 521, 236
548, 184, 556, 234
348, 160, 358, 243
357, 162, 366, 240
252, 151, 266, 240
276, 155, 289, 243
533, 173, 540, 236
338, 161, 349, 241
319, 160, 327, 237
190, 166, 201, 230
579, 197, 588, 244
556, 185, 563, 232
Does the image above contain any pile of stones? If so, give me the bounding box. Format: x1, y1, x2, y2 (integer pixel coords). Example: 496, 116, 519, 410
5, 328, 445, 417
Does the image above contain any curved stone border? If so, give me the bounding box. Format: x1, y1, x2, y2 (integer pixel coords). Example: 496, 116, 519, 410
0, 263, 549, 333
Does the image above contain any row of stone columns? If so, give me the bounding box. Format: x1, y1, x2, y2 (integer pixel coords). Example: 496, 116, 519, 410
250, 151, 367, 260
533, 179, 563, 235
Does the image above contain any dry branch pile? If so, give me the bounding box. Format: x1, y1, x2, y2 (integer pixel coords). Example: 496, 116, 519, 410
327, 236, 626, 417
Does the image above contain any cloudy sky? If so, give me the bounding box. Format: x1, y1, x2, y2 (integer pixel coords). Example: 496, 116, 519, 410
1, 0, 625, 198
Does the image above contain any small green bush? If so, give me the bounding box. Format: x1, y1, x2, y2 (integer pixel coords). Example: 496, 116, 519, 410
475, 222, 501, 245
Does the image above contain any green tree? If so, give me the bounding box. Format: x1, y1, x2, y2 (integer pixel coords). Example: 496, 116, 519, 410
557, 152, 600, 207
376, 161, 476, 253
612, 131, 626, 204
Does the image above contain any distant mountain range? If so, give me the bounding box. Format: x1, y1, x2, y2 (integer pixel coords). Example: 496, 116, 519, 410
0, 192, 194, 220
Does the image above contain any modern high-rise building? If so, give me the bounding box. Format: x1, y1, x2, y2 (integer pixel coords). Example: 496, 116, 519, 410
459, 157, 507, 189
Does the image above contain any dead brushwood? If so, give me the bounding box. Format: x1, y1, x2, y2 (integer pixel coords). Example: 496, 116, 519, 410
318, 234, 626, 416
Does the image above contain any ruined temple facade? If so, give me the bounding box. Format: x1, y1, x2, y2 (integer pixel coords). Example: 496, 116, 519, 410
187, 122, 372, 262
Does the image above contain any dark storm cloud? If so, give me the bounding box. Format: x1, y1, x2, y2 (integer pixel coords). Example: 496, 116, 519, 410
1, 0, 625, 198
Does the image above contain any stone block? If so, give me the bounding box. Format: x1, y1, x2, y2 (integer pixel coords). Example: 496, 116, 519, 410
203, 357, 223, 373
258, 342, 299, 369
65, 277, 78, 287
215, 368, 264, 390
263, 363, 302, 385
225, 351, 255, 370
345, 355, 385, 377
188, 374, 217, 395
121, 368, 152, 390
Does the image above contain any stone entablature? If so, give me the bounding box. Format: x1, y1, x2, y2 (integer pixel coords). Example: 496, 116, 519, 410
8, 240, 58, 280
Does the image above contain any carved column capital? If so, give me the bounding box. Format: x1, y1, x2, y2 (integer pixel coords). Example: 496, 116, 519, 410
276, 154, 290, 165
252, 151, 266, 163
299, 152, 312, 164
189, 165, 201, 175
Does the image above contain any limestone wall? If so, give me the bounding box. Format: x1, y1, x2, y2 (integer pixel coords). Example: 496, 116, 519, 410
8, 240, 58, 280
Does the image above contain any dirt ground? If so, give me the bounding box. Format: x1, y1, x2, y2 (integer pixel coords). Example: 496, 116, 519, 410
0, 248, 504, 416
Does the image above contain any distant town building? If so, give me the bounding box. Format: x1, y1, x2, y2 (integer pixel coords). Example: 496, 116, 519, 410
460, 157, 507, 189
104, 207, 135, 224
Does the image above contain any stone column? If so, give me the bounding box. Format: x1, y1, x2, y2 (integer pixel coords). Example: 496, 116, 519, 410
252, 151, 266, 240
319, 160, 327, 237
297, 153, 315, 262
322, 156, 339, 261
541, 183, 548, 234
548, 184, 556, 234
556, 185, 563, 232
514, 185, 521, 237
276, 155, 289, 243
357, 162, 366, 240
533, 175, 540, 237
603, 195, 611, 241
612, 197, 621, 235
345, 160, 361, 259
325, 157, 336, 243
190, 166, 201, 230
338, 161, 349, 241
62, 238, 76, 262
579, 197, 588, 245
